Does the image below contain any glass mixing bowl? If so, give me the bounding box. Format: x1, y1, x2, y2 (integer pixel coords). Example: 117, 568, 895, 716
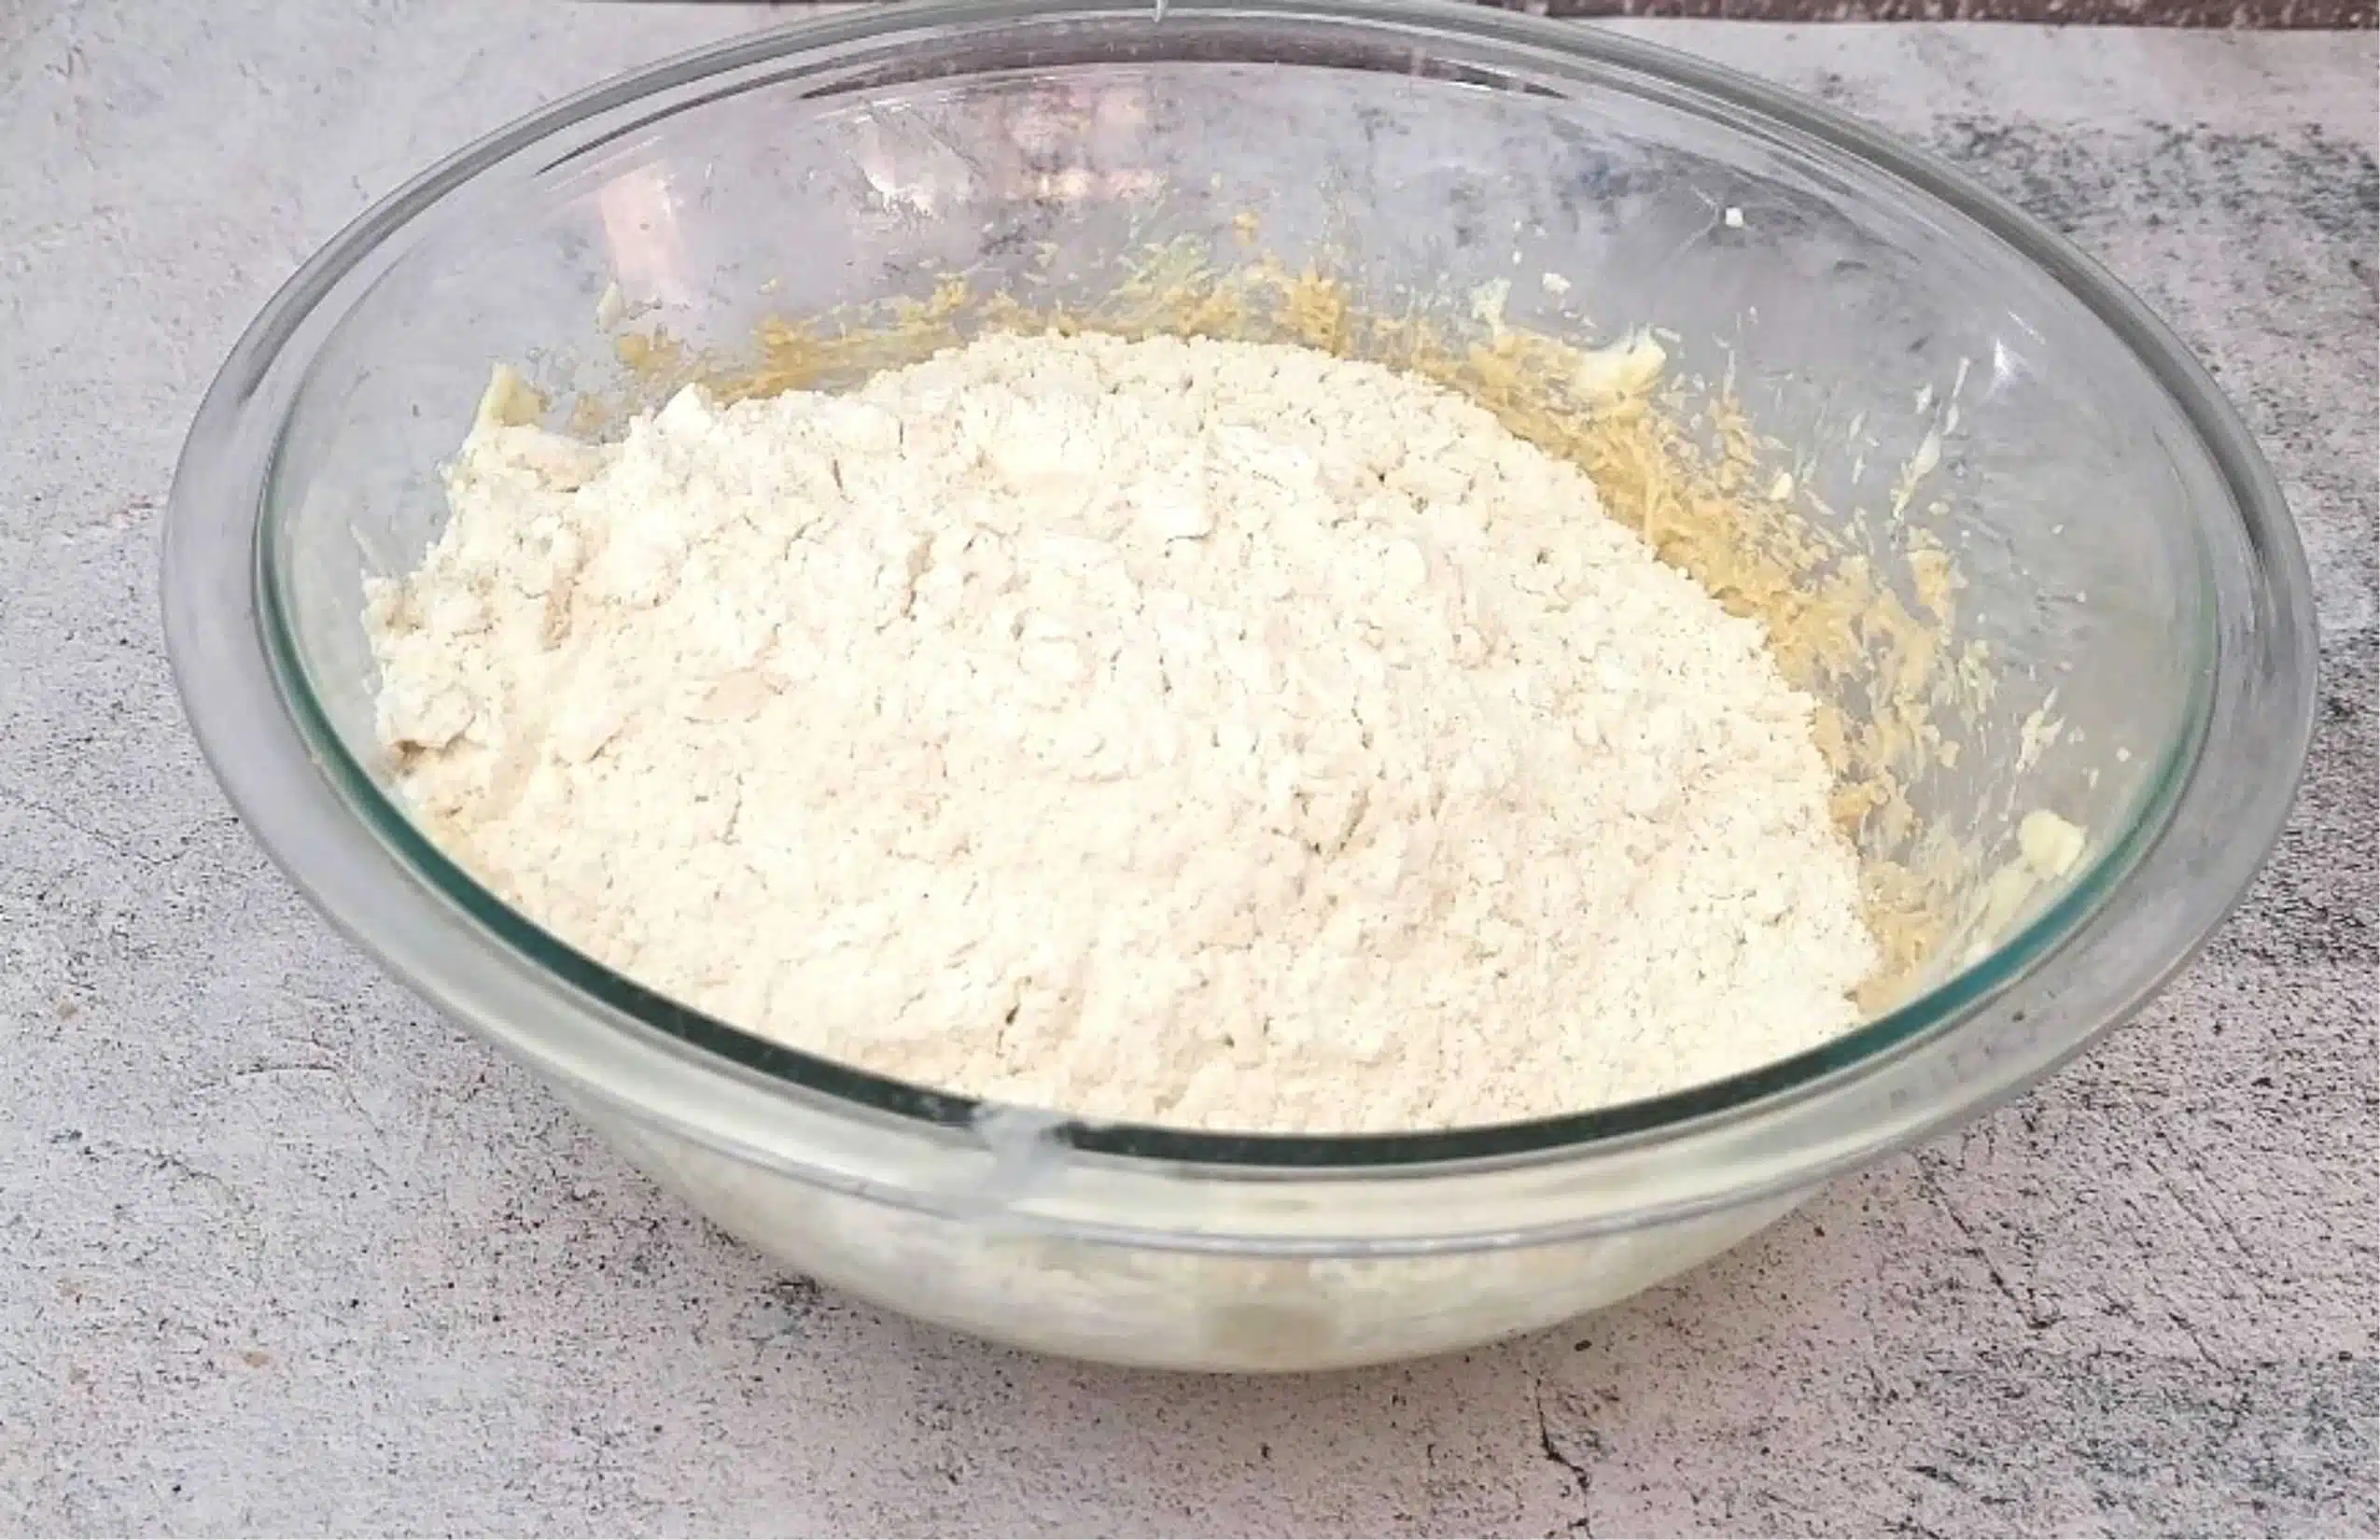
163, 0, 2317, 1370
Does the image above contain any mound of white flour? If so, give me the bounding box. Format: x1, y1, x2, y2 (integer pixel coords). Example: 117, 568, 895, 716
367, 331, 1876, 1132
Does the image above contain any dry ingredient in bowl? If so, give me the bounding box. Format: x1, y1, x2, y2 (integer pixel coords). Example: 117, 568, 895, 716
367, 331, 1877, 1133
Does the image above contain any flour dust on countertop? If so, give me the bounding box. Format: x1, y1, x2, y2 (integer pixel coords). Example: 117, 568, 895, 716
365, 330, 1878, 1133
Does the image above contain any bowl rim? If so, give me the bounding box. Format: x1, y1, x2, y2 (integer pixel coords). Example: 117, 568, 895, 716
164, 0, 2318, 1239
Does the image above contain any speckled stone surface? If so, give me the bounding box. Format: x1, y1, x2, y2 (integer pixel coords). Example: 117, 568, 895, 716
1524, 0, 2377, 22
1, 5, 2373, 1534
745, 0, 2380, 30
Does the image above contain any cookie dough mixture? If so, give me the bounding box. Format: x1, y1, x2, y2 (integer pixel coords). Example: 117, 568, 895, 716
367, 331, 1877, 1132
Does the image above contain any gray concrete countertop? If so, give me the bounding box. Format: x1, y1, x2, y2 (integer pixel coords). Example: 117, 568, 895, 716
2, 4, 2373, 1533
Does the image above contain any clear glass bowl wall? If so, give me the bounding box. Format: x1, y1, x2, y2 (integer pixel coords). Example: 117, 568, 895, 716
168, 0, 2316, 1370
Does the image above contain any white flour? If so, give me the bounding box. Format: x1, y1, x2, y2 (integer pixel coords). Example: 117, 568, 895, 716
367, 331, 1876, 1133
